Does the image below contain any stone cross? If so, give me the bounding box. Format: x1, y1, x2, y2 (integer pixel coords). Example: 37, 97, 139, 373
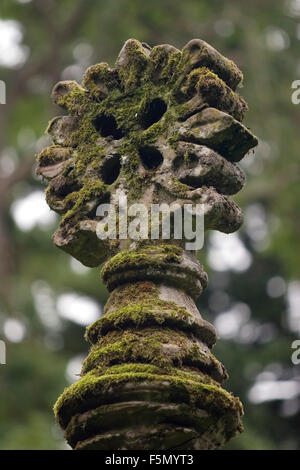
37, 38, 258, 450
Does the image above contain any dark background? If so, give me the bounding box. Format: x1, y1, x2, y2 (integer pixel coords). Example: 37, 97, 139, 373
0, 0, 299, 449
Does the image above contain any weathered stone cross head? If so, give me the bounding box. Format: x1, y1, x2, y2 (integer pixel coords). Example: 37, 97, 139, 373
37, 38, 257, 450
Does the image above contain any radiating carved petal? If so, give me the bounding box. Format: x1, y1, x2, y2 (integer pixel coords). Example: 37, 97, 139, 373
177, 107, 258, 162
47, 116, 79, 146
174, 142, 246, 195
52, 80, 88, 111
52, 219, 110, 267
149, 44, 181, 83
116, 39, 151, 91
178, 68, 247, 122
187, 187, 244, 233
36, 146, 74, 179
180, 39, 243, 90
82, 62, 121, 100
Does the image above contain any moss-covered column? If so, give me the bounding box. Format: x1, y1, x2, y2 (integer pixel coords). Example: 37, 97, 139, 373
37, 38, 257, 450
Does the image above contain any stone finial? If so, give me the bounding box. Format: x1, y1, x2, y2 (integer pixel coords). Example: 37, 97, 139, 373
37, 38, 258, 450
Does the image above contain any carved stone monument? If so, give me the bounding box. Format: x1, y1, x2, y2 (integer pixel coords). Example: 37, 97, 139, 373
37, 38, 257, 450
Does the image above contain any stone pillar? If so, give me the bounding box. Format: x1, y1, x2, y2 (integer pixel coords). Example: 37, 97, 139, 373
37, 38, 258, 450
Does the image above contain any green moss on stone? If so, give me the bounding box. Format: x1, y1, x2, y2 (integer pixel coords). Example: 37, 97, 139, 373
81, 326, 225, 382
118, 39, 150, 91
85, 300, 216, 348
53, 82, 88, 112
37, 145, 73, 166
104, 281, 159, 313
54, 362, 242, 430
82, 62, 120, 100
101, 244, 182, 280
62, 179, 109, 221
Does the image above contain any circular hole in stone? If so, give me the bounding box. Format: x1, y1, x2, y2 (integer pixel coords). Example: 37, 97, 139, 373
93, 114, 123, 140
100, 154, 121, 184
141, 98, 167, 129
139, 146, 163, 170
